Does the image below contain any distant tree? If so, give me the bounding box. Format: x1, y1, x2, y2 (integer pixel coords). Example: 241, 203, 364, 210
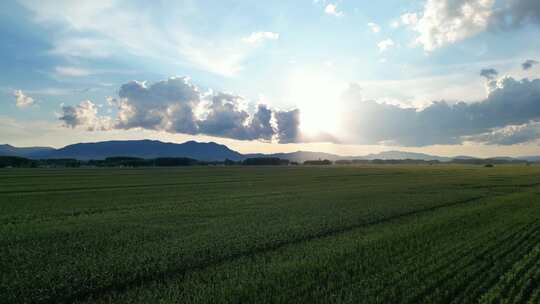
224, 159, 237, 166
243, 157, 289, 166
154, 157, 198, 167
102, 157, 148, 167
352, 159, 370, 164
0, 156, 36, 168
42, 158, 81, 168
304, 159, 332, 165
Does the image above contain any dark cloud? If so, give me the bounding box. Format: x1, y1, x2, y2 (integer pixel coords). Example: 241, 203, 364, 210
60, 73, 540, 147
522, 59, 539, 70
60, 77, 300, 143
246, 104, 276, 141
480, 68, 498, 80
59, 105, 80, 128
115, 78, 199, 133
197, 93, 252, 140
342, 77, 540, 146
274, 109, 301, 143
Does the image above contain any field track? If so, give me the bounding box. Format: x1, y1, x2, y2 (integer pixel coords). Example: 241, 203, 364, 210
1, 165, 540, 303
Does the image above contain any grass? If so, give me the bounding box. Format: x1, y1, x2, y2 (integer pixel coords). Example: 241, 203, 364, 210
1, 165, 540, 303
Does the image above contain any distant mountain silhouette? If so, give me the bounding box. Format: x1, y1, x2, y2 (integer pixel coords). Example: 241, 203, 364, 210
247, 150, 453, 162
0, 144, 55, 158
0, 140, 537, 162
519, 156, 540, 162
245, 151, 348, 162
362, 151, 451, 162
1, 140, 243, 161
453, 155, 479, 160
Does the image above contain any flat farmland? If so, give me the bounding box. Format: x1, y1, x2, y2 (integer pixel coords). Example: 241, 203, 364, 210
1, 165, 540, 303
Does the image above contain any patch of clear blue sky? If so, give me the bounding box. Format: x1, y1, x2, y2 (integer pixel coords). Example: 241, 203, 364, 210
0, 0, 537, 121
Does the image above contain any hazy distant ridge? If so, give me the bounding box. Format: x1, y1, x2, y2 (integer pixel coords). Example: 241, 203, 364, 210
0, 140, 537, 162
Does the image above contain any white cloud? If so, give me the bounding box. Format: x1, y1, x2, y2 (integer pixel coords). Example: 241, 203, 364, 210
50, 38, 114, 59
55, 66, 94, 77
325, 4, 343, 17
59, 100, 113, 131
19, 1, 253, 76
53, 66, 136, 78
401, 12, 418, 27
377, 39, 395, 52
351, 72, 487, 109
413, 0, 494, 51
242, 32, 280, 45
367, 22, 381, 33
13, 90, 35, 108
390, 20, 400, 28
400, 0, 540, 52
391, 13, 419, 29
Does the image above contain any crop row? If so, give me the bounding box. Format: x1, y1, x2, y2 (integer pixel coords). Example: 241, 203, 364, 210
2, 166, 540, 303
78, 186, 540, 303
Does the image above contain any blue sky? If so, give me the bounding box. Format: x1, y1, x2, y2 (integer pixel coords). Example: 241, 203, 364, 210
1, 0, 540, 157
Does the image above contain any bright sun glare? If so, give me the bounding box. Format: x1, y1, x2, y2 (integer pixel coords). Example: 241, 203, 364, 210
286, 68, 345, 138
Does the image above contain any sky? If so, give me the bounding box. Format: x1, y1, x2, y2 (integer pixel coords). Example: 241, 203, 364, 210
1, 0, 540, 157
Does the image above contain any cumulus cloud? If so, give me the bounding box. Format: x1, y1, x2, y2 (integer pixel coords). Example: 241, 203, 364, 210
274, 109, 301, 143
522, 59, 539, 70
341, 76, 540, 146
325, 4, 343, 17
13, 90, 35, 108
197, 93, 275, 141
56, 74, 540, 146
412, 0, 494, 51
367, 22, 381, 33
480, 68, 498, 80
402, 0, 540, 51
114, 77, 200, 134
59, 100, 112, 131
242, 32, 280, 45
59, 77, 300, 143
377, 39, 395, 52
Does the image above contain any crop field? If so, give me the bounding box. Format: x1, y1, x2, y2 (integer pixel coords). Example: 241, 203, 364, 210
2, 165, 540, 303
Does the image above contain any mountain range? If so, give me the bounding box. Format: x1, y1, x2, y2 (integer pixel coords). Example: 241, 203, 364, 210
0, 140, 538, 162
1, 140, 243, 161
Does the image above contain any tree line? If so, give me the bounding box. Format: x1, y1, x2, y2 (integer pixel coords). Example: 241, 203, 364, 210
0, 155, 531, 168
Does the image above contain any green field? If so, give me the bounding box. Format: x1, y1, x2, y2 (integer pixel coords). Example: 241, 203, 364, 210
2, 165, 540, 303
